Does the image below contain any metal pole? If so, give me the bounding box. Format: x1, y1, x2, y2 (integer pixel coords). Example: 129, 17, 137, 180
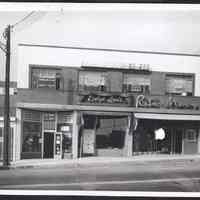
3, 25, 11, 167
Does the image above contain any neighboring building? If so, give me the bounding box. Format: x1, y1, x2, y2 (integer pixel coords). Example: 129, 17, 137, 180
1, 55, 200, 162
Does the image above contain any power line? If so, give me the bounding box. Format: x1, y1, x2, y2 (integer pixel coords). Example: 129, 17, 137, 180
11, 11, 35, 29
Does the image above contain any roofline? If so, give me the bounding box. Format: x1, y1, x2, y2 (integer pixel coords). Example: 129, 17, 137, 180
18, 43, 200, 58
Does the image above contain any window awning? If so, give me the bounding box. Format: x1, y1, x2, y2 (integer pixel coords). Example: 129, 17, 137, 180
135, 113, 200, 121
81, 111, 130, 118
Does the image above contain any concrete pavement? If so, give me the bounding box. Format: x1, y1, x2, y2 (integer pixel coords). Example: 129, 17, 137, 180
0, 154, 200, 191
4, 154, 200, 169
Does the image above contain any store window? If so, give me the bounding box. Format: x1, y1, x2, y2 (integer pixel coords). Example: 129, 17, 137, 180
165, 74, 194, 96
185, 129, 197, 142
123, 74, 151, 94
31, 67, 62, 90
79, 71, 107, 92
57, 112, 73, 159
22, 110, 42, 159
96, 118, 126, 150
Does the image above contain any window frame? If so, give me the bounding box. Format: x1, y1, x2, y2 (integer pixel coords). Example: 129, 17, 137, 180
165, 73, 195, 96
185, 128, 197, 142
29, 65, 62, 90
21, 110, 42, 155
122, 72, 151, 94
78, 69, 108, 93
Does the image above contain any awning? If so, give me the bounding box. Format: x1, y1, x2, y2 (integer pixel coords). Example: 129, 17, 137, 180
135, 113, 200, 121
81, 111, 130, 118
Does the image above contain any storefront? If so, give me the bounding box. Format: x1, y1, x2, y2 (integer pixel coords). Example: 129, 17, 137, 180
20, 109, 74, 160
134, 113, 200, 155
16, 105, 200, 161
79, 112, 132, 157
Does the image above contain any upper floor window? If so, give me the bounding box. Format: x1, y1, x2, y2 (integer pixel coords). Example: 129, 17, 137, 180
123, 73, 151, 94
165, 74, 194, 96
31, 67, 62, 90
79, 71, 107, 92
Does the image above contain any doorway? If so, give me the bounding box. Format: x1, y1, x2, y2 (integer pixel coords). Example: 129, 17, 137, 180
43, 132, 54, 158
170, 128, 183, 154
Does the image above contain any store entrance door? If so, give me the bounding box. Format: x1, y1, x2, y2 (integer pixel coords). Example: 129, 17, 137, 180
43, 132, 54, 158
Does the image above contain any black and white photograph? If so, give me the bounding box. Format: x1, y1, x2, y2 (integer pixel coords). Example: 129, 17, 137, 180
1, 3, 200, 196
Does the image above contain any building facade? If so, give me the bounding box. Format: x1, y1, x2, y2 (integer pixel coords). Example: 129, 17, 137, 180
1, 61, 200, 162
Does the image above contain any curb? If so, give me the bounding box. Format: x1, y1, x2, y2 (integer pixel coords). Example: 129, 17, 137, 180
7, 156, 200, 170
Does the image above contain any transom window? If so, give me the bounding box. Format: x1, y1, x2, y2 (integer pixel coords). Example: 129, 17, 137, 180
79, 71, 107, 92
123, 74, 151, 94
165, 74, 194, 96
31, 67, 62, 89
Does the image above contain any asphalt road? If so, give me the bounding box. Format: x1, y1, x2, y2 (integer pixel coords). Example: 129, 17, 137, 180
0, 159, 200, 191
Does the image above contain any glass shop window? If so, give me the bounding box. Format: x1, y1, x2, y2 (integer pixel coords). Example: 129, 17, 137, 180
185, 129, 197, 142
31, 67, 62, 89
123, 74, 151, 94
22, 111, 42, 154
165, 74, 194, 96
79, 71, 107, 92
96, 118, 126, 149
57, 124, 72, 158
57, 112, 73, 158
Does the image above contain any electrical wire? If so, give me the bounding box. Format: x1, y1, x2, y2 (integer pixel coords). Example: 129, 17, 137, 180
0, 41, 5, 47
0, 40, 6, 53
0, 11, 36, 52
0, 45, 6, 53
11, 11, 35, 29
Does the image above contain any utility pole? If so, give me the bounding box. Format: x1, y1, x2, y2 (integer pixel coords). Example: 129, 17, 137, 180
3, 25, 11, 167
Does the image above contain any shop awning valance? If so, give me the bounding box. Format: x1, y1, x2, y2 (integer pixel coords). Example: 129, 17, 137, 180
135, 113, 200, 121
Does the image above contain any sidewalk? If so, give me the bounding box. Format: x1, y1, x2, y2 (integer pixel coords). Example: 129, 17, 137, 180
4, 154, 200, 169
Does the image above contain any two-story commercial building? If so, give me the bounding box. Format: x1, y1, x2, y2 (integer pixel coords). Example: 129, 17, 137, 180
1, 49, 200, 162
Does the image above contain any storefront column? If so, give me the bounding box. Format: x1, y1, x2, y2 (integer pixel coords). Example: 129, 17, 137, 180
124, 115, 133, 157
14, 108, 21, 161
72, 111, 79, 159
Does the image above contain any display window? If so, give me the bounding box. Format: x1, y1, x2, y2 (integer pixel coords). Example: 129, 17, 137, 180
79, 71, 107, 92
185, 129, 197, 142
21, 110, 42, 159
57, 123, 72, 158
165, 74, 194, 96
123, 73, 151, 94
22, 122, 41, 153
31, 67, 62, 90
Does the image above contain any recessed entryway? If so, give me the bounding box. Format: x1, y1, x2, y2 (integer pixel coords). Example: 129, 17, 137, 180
43, 132, 54, 158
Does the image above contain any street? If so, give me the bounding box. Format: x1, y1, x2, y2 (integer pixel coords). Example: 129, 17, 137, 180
0, 158, 200, 191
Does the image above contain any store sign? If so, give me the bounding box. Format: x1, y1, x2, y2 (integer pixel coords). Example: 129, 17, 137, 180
61, 126, 70, 132
80, 93, 129, 104
82, 63, 151, 72
136, 95, 199, 110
